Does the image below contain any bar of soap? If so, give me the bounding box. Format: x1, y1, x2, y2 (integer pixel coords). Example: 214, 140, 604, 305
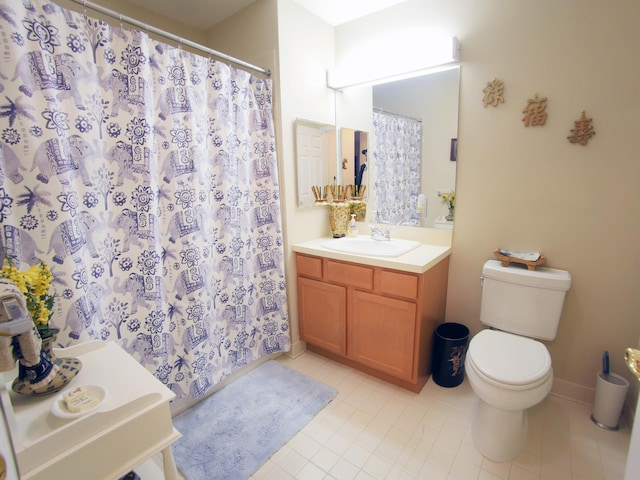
62, 386, 86, 403
63, 386, 99, 413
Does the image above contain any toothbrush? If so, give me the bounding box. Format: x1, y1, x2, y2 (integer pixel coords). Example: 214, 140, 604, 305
603, 351, 610, 376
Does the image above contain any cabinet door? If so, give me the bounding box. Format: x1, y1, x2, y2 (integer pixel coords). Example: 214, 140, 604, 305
297, 277, 347, 355
349, 290, 416, 381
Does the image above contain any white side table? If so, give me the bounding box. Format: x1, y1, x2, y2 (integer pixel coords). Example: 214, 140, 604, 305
0, 340, 180, 480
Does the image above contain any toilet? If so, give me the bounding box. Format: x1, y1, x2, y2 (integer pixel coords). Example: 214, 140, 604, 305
465, 260, 571, 462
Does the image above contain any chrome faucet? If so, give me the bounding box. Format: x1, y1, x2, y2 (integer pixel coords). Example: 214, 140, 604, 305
369, 225, 393, 241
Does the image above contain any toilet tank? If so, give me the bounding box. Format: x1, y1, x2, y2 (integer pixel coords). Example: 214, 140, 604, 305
480, 260, 571, 340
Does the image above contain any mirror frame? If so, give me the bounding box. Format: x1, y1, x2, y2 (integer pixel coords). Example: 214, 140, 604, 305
294, 118, 336, 208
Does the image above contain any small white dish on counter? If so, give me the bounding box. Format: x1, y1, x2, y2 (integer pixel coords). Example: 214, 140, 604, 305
50, 384, 107, 419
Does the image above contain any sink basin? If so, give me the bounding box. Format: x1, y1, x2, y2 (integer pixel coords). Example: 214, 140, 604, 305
322, 236, 420, 257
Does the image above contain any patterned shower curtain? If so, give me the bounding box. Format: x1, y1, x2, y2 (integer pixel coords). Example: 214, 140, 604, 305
0, 0, 290, 399
372, 110, 422, 226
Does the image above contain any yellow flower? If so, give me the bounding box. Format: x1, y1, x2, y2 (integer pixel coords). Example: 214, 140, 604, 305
439, 190, 455, 209
0, 259, 55, 337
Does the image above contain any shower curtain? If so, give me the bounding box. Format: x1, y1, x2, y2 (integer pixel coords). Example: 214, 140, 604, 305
372, 110, 422, 226
0, 0, 290, 398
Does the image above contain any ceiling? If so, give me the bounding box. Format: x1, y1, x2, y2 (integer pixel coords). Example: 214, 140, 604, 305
124, 0, 409, 31
291, 0, 409, 26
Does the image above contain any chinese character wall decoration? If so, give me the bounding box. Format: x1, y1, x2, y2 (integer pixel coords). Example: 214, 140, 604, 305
522, 93, 548, 126
482, 78, 505, 107
567, 111, 595, 145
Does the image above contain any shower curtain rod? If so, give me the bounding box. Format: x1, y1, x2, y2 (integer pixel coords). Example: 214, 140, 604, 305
373, 107, 422, 123
69, 0, 271, 76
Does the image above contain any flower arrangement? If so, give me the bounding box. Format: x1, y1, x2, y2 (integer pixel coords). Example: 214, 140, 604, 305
439, 190, 455, 209
0, 259, 55, 338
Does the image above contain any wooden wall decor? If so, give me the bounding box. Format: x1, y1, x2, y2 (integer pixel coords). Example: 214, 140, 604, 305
567, 111, 596, 145
522, 93, 548, 126
482, 78, 505, 107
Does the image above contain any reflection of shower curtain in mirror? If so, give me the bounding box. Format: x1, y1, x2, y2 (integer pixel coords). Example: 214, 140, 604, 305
0, 0, 290, 399
372, 111, 422, 226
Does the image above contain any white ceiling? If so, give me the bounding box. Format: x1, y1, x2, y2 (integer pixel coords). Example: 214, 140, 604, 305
291, 0, 409, 26
123, 0, 409, 31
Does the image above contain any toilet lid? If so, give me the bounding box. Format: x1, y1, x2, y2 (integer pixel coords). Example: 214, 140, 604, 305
469, 330, 551, 386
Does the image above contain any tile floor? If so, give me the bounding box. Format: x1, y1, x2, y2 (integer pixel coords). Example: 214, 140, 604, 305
245, 351, 631, 480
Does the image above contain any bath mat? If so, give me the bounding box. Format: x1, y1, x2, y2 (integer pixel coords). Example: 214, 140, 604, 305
171, 360, 336, 480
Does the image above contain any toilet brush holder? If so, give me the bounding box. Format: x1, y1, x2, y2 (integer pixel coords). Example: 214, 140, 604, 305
591, 371, 629, 430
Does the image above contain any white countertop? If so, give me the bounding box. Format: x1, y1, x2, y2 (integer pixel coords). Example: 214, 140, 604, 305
292, 237, 451, 274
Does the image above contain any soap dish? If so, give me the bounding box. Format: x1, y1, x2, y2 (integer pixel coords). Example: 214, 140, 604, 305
494, 249, 547, 271
51, 384, 107, 419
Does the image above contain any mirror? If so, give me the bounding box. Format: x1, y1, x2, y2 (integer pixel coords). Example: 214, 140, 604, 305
295, 119, 336, 208
340, 128, 369, 191
335, 66, 460, 229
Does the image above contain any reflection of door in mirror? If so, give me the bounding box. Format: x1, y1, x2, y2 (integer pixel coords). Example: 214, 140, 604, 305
340, 128, 369, 190
295, 119, 336, 208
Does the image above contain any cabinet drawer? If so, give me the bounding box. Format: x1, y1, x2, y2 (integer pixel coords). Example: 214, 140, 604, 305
296, 254, 323, 279
326, 260, 373, 290
380, 270, 418, 300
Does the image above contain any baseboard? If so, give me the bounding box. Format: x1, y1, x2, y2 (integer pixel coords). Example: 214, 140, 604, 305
551, 377, 594, 405
551, 377, 635, 430
286, 339, 307, 359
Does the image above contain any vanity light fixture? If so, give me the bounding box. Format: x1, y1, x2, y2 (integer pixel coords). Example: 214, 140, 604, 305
328, 36, 461, 90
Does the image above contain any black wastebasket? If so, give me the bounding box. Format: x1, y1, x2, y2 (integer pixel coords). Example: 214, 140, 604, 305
432, 322, 470, 388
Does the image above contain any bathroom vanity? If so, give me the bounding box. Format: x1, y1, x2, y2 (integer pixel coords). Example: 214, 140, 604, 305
293, 238, 450, 392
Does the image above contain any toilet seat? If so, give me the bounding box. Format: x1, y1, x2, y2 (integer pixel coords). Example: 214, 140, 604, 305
468, 330, 551, 386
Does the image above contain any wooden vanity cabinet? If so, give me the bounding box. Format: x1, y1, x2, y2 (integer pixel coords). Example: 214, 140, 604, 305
350, 290, 416, 382
295, 253, 449, 392
297, 277, 346, 355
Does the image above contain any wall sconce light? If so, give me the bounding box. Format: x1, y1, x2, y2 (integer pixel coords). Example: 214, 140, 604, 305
328, 36, 460, 90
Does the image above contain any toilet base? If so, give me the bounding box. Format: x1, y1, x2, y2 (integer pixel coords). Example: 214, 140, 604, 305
471, 398, 528, 462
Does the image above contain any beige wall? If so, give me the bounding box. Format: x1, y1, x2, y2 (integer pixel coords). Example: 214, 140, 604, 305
60, 0, 208, 45
205, 0, 278, 72
212, 0, 338, 356
272, 0, 369, 356
452, 0, 639, 405
335, 0, 640, 405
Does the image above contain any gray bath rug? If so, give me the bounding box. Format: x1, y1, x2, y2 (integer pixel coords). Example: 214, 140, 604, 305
171, 360, 336, 479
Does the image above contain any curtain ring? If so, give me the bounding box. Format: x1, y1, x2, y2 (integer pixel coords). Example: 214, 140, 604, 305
119, 13, 123, 30
82, 0, 87, 19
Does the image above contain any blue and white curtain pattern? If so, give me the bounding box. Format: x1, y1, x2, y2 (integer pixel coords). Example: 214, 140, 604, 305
372, 110, 422, 226
0, 0, 290, 399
